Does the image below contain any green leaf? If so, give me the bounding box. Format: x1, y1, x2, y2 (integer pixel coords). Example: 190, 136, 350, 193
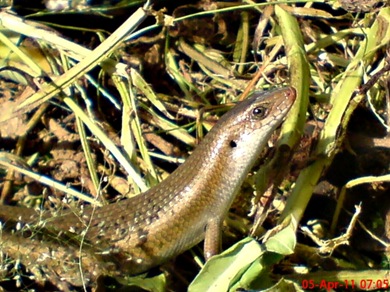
264, 218, 297, 255
189, 237, 264, 292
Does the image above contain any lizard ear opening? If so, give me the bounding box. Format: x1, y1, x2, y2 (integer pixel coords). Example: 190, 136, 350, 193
229, 140, 237, 148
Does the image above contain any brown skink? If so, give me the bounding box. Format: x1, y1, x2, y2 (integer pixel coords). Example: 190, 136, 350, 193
0, 87, 296, 287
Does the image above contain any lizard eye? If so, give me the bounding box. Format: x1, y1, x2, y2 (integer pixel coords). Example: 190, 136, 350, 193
252, 106, 267, 117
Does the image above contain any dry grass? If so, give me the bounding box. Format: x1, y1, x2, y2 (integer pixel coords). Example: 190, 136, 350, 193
0, 0, 389, 290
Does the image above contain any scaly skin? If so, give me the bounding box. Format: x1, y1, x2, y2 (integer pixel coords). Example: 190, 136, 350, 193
0, 87, 296, 287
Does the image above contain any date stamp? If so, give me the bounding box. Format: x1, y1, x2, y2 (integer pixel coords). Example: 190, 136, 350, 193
301, 279, 389, 290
